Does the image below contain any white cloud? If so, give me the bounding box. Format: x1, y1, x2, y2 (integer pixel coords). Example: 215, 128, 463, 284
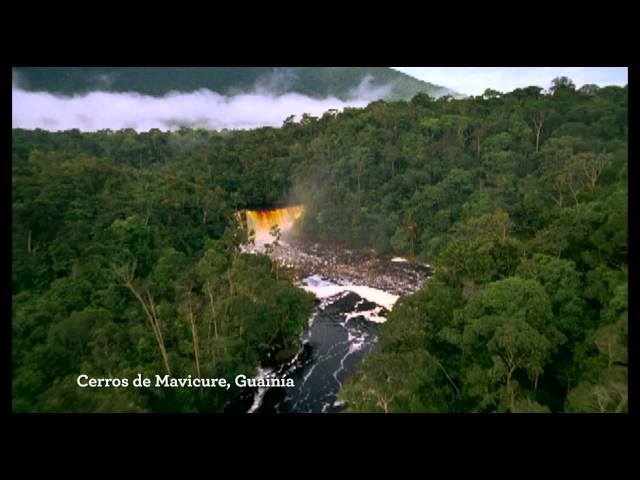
11, 85, 379, 133
14, 68, 628, 132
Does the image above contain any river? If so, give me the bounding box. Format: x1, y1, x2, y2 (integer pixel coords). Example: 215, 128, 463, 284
226, 240, 432, 413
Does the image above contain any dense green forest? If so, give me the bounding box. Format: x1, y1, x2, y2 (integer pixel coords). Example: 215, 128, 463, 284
12, 77, 627, 412
12, 67, 454, 100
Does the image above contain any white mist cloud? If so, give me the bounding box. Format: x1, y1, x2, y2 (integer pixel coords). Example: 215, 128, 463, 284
347, 75, 394, 102
249, 67, 299, 95
11, 83, 381, 133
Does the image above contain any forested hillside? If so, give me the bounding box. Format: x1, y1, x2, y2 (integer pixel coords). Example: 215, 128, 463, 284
12, 67, 454, 100
12, 77, 627, 412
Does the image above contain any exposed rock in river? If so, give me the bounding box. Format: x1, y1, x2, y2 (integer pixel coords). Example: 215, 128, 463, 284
248, 239, 434, 297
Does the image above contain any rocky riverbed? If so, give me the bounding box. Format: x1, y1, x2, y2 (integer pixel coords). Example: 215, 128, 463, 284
245, 239, 433, 297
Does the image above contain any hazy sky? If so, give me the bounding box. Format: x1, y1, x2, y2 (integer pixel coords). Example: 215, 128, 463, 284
392, 67, 628, 96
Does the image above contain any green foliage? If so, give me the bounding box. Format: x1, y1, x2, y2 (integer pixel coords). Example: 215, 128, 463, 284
12, 134, 314, 412
337, 82, 627, 413
13, 77, 627, 413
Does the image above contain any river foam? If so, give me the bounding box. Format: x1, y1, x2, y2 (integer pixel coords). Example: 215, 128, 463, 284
298, 274, 399, 312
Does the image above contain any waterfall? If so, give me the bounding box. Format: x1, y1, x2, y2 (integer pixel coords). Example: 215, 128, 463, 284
240, 205, 304, 247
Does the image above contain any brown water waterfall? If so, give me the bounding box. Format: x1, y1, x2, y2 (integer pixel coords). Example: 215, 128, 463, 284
238, 205, 304, 246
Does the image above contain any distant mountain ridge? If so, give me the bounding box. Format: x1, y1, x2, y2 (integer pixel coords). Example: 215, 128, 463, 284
12, 67, 458, 101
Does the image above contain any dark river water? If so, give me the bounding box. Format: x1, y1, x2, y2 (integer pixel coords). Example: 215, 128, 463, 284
226, 243, 432, 413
